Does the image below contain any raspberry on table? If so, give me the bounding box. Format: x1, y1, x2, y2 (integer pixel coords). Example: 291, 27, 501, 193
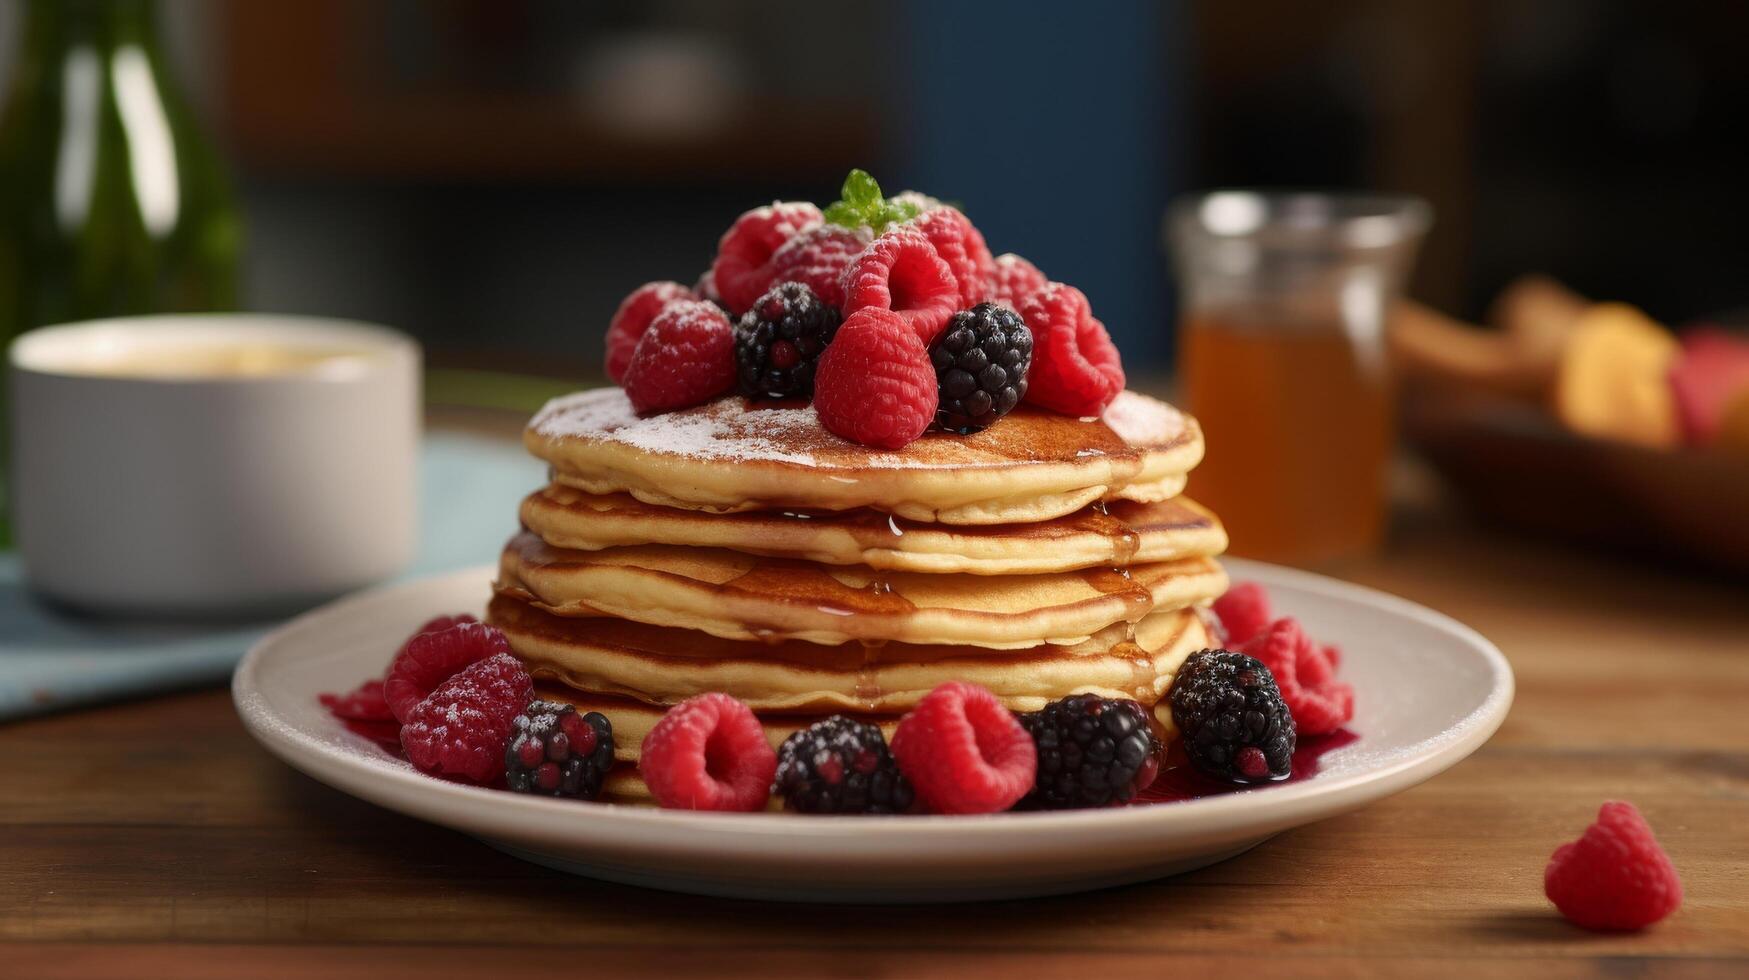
773, 716, 914, 814
383, 620, 509, 725
712, 201, 823, 314
889, 681, 1037, 814
1019, 282, 1126, 417
319, 678, 395, 723
813, 307, 939, 449
764, 224, 869, 310
504, 700, 616, 800
734, 281, 841, 400
929, 303, 1032, 434
1167, 649, 1296, 784
1545, 801, 1683, 931
1020, 695, 1162, 809
910, 207, 994, 309
840, 227, 961, 346
988, 253, 1047, 311
1213, 581, 1272, 647
1238, 618, 1354, 735
604, 281, 694, 384
639, 692, 777, 811
621, 299, 737, 414
399, 652, 533, 785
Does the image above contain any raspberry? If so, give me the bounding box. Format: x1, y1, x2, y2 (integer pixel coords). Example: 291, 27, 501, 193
639, 692, 777, 811
764, 224, 869, 310
399, 652, 532, 784
1020, 283, 1125, 416
773, 716, 914, 814
712, 201, 823, 314
319, 678, 395, 723
929, 303, 1032, 433
504, 700, 615, 800
1213, 581, 1272, 646
383, 621, 508, 725
889, 681, 1037, 814
890, 189, 943, 213
693, 268, 720, 304
604, 281, 694, 384
910, 207, 994, 309
1238, 619, 1354, 736
1168, 649, 1296, 783
404, 613, 479, 642
840, 227, 961, 346
621, 300, 736, 414
734, 281, 841, 399
988, 253, 1047, 311
1019, 695, 1161, 810
813, 307, 938, 449
1545, 801, 1683, 931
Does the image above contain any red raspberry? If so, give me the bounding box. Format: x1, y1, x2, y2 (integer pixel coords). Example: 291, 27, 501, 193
813, 307, 938, 449
711, 201, 823, 313
604, 281, 694, 384
1212, 581, 1272, 646
383, 620, 507, 725
988, 253, 1047, 311
1545, 801, 1683, 931
890, 682, 1037, 814
401, 613, 479, 652
840, 227, 961, 346
1238, 618, 1354, 736
910, 207, 994, 309
639, 693, 777, 811
621, 300, 736, 414
1020, 282, 1126, 416
399, 652, 532, 784
764, 224, 870, 309
693, 268, 720, 304
319, 678, 395, 723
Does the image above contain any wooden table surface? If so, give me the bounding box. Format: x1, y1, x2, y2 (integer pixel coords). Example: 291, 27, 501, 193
2, 447, 1745, 978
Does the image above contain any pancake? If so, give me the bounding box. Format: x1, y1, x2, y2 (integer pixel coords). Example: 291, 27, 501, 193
498, 531, 1228, 648
526, 388, 1202, 524
491, 591, 1208, 714
520, 486, 1228, 575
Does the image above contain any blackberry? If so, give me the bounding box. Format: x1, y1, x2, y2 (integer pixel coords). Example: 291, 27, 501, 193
773, 716, 914, 814
1019, 695, 1162, 809
1168, 650, 1296, 784
928, 303, 1032, 433
734, 281, 840, 399
504, 700, 615, 799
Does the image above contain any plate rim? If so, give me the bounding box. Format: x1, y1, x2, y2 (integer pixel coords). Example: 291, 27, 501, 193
233, 559, 1513, 845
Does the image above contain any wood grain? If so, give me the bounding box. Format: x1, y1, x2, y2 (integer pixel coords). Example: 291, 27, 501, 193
1, 482, 1745, 978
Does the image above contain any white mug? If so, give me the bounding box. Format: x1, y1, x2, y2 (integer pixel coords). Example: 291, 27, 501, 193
8, 314, 420, 617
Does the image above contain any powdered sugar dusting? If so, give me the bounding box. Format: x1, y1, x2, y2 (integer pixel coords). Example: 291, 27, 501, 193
1103, 392, 1185, 447
532, 389, 824, 466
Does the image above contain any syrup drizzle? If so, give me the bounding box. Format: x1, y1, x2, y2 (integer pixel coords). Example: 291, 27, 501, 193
853, 577, 898, 707
1081, 566, 1156, 626
1089, 499, 1143, 565
1105, 639, 1159, 701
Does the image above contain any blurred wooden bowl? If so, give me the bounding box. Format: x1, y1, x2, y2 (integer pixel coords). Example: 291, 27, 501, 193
1403, 384, 1749, 576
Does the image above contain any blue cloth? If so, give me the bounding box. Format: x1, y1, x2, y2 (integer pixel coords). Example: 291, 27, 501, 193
0, 433, 542, 721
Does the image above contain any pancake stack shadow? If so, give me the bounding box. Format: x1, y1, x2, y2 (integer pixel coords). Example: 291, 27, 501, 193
488, 388, 1229, 802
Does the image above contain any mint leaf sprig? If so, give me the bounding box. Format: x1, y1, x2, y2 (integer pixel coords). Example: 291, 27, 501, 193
822, 169, 921, 232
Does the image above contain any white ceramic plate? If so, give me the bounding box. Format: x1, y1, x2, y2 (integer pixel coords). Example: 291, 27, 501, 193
233, 559, 1512, 902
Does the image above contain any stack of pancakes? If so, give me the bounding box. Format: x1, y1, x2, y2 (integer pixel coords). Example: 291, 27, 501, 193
489, 388, 1229, 802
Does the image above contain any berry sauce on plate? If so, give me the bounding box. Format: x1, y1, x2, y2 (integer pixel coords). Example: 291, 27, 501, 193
1136, 730, 1359, 804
